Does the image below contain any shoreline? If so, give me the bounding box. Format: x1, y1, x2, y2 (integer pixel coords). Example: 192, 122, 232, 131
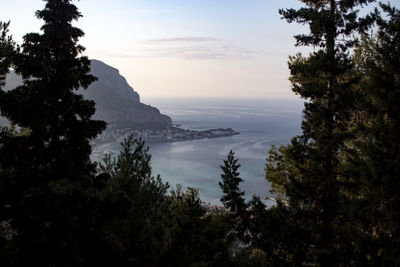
91, 126, 240, 161
93, 126, 240, 146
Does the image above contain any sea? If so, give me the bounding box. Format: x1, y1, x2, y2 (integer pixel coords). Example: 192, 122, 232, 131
95, 97, 304, 205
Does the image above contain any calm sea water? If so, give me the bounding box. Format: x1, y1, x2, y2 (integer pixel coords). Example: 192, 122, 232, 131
99, 97, 304, 205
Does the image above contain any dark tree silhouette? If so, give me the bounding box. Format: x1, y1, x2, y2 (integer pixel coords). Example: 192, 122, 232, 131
219, 150, 246, 215
264, 0, 376, 265
0, 0, 107, 265
348, 4, 400, 265
0, 21, 15, 88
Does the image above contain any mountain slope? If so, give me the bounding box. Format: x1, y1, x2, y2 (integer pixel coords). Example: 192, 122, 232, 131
81, 60, 172, 129
2, 60, 172, 129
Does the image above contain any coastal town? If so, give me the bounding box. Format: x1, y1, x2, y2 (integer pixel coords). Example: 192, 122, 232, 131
93, 124, 240, 145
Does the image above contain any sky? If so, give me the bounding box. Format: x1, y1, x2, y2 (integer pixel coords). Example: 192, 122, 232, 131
1, 0, 398, 98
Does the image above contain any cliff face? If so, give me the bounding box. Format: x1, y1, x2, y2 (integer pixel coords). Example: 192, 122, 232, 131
1, 60, 172, 129
81, 59, 140, 104
81, 60, 172, 129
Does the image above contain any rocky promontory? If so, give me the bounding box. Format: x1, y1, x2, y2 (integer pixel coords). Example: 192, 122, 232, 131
3, 60, 240, 146
80, 60, 172, 129
2, 59, 173, 130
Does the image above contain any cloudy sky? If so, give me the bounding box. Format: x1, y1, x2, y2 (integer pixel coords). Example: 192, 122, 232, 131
1, 0, 396, 98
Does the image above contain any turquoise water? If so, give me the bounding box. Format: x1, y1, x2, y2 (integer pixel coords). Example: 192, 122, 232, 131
101, 97, 304, 205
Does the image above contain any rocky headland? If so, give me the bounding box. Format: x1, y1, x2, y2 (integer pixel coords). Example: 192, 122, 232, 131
3, 59, 239, 146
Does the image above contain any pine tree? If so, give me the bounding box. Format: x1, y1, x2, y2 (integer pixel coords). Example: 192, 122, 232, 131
0, 21, 15, 88
219, 150, 250, 245
0, 21, 16, 263
348, 4, 400, 265
219, 150, 246, 215
264, 1, 375, 265
164, 185, 234, 267
0, 0, 107, 265
99, 136, 170, 266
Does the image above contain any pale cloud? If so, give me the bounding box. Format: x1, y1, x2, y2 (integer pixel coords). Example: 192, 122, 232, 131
90, 37, 257, 60
143, 37, 220, 43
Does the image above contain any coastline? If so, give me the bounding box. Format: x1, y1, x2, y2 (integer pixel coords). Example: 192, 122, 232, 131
91, 126, 240, 161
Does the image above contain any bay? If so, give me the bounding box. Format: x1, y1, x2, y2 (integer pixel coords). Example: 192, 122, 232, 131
96, 97, 304, 205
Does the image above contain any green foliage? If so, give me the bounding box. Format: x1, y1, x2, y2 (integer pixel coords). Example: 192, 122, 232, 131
164, 186, 208, 266
0, 21, 15, 88
163, 185, 234, 267
219, 150, 247, 215
265, 144, 298, 201
262, 1, 376, 266
98, 137, 235, 266
248, 249, 269, 267
345, 4, 400, 265
219, 150, 250, 243
0, 0, 108, 265
99, 136, 170, 266
0, 2, 238, 265
237, 3, 400, 266
234, 248, 271, 267
279, 0, 376, 49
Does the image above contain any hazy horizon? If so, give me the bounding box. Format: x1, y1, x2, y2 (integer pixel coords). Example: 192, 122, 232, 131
2, 1, 399, 98
0, 0, 316, 99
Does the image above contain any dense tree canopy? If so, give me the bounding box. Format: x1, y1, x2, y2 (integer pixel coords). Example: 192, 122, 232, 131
262, 0, 377, 265
347, 4, 400, 264
0, 0, 108, 265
